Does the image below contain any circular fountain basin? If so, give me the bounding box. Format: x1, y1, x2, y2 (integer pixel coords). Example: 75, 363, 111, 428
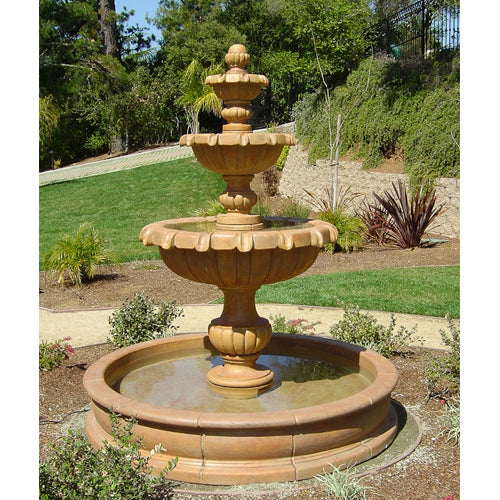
140, 216, 337, 287
84, 333, 399, 485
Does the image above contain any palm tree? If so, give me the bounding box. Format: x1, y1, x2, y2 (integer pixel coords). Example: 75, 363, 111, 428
178, 59, 224, 134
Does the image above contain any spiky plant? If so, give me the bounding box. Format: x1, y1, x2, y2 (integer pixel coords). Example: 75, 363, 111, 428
369, 181, 446, 248
43, 222, 115, 286
318, 208, 366, 252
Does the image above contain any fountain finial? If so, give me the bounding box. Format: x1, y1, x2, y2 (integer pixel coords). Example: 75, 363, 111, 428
225, 44, 250, 73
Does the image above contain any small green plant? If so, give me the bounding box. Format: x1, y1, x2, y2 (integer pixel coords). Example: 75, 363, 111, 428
193, 198, 225, 217
108, 293, 183, 348
252, 196, 273, 217
315, 463, 368, 499
39, 336, 75, 370
275, 144, 290, 171
39, 411, 177, 499
271, 314, 319, 335
329, 302, 421, 357
424, 316, 460, 399
438, 397, 460, 445
279, 198, 311, 219
43, 222, 115, 286
318, 208, 366, 253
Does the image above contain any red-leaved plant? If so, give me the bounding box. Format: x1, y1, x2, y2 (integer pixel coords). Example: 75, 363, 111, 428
367, 181, 446, 248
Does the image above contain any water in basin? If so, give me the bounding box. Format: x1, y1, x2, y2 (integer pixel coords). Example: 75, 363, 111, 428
116, 353, 370, 413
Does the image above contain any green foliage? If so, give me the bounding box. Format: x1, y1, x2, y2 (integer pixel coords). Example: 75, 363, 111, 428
329, 302, 421, 357
270, 314, 318, 335
252, 197, 273, 217
43, 222, 115, 286
424, 316, 460, 399
108, 293, 183, 348
39, 411, 177, 499
275, 145, 290, 171
294, 54, 460, 187
318, 208, 366, 252
279, 199, 311, 219
39, 336, 75, 370
438, 397, 460, 445
39, 95, 60, 160
315, 463, 368, 499
365, 181, 446, 248
193, 199, 225, 217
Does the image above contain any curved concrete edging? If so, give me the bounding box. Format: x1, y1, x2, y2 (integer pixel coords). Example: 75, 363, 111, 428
39, 303, 455, 350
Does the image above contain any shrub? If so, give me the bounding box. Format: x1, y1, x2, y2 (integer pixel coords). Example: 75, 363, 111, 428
39, 336, 75, 370
261, 165, 280, 196
424, 316, 460, 399
252, 197, 273, 217
367, 181, 446, 248
193, 199, 225, 217
271, 314, 318, 335
279, 199, 311, 219
329, 302, 421, 357
275, 144, 290, 171
108, 293, 183, 348
39, 411, 177, 499
318, 208, 366, 253
315, 463, 368, 500
43, 222, 115, 286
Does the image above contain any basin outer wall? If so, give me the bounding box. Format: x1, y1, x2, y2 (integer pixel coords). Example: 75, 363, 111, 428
83, 333, 399, 485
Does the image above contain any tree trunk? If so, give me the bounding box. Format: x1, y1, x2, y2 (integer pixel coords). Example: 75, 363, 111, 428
99, 0, 121, 60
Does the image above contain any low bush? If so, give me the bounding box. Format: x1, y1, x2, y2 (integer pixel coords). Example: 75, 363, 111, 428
424, 316, 460, 399
270, 314, 318, 335
279, 199, 311, 219
193, 199, 225, 217
438, 397, 460, 446
275, 145, 290, 171
318, 208, 366, 253
329, 302, 421, 357
39, 411, 177, 499
108, 293, 183, 348
43, 222, 115, 286
39, 336, 75, 370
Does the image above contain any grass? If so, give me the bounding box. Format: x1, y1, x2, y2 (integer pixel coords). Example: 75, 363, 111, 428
39, 158, 225, 267
255, 265, 459, 318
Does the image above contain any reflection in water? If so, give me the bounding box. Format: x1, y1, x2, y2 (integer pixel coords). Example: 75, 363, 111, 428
117, 354, 369, 413
164, 219, 311, 233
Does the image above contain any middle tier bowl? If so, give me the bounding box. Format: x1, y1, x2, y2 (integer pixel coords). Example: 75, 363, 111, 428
179, 132, 296, 176
140, 216, 337, 287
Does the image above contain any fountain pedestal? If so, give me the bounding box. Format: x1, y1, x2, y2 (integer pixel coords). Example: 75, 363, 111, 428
207, 288, 273, 397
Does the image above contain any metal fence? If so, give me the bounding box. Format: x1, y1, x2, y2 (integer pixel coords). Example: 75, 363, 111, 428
373, 0, 460, 58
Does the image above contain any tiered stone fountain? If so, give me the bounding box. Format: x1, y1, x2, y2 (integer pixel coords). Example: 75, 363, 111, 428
84, 44, 399, 486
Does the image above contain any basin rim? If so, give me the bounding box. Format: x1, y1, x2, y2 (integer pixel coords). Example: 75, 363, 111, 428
140, 216, 338, 252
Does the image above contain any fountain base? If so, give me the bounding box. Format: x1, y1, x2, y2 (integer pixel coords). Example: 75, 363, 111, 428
84, 333, 399, 485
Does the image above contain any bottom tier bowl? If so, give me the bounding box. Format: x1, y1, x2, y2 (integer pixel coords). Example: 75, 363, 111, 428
84, 333, 399, 485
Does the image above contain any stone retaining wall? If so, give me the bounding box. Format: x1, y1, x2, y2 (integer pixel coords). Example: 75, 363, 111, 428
279, 145, 460, 238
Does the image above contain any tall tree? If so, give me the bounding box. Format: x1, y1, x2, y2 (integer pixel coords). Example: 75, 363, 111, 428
99, 0, 121, 60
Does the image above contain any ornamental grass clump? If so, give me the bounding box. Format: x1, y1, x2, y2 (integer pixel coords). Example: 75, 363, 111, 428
39, 336, 75, 370
108, 293, 183, 348
329, 302, 421, 357
315, 463, 368, 499
39, 411, 177, 499
43, 222, 115, 286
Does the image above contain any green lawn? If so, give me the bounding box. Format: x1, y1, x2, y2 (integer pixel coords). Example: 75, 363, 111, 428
39, 158, 225, 266
255, 266, 460, 318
